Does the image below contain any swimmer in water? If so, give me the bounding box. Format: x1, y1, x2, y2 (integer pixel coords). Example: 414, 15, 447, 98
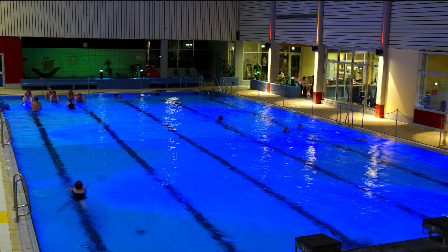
58, 180, 88, 212
218, 116, 223, 120
283, 127, 289, 133
136, 93, 141, 98
114, 94, 122, 99
298, 124, 303, 129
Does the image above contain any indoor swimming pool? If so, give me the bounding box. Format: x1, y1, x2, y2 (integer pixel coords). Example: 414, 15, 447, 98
2, 92, 448, 252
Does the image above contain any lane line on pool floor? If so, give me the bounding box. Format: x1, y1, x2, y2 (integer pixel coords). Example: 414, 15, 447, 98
30, 114, 107, 252
82, 108, 238, 252
160, 100, 429, 220
209, 97, 448, 190
122, 101, 365, 248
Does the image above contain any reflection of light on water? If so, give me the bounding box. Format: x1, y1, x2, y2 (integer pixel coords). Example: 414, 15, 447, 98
306, 145, 316, 162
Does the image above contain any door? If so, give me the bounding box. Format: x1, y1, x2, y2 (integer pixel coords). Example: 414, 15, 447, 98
289, 54, 301, 79
0, 53, 3, 87
216, 53, 222, 77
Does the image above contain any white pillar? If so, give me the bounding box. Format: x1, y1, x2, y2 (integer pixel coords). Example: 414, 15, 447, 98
313, 1, 325, 104
375, 1, 391, 118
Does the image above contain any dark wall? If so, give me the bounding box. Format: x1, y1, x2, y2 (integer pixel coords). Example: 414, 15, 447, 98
0, 37, 23, 83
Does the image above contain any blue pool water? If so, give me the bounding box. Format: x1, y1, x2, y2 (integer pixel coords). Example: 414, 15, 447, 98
2, 92, 448, 252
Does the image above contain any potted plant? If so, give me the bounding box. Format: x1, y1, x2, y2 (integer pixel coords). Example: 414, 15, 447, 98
104, 59, 113, 78
253, 63, 262, 80
129, 65, 138, 79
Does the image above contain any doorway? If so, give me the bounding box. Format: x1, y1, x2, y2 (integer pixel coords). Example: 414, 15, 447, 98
289, 53, 301, 80
0, 53, 3, 87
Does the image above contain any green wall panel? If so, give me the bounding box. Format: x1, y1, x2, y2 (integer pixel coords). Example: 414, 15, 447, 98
22, 48, 146, 79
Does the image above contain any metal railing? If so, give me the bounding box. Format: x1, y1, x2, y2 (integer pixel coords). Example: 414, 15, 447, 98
1, 119, 12, 146
13, 173, 31, 222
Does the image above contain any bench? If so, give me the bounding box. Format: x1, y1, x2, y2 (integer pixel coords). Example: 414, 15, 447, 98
295, 233, 341, 252
423, 216, 448, 247
21, 79, 93, 90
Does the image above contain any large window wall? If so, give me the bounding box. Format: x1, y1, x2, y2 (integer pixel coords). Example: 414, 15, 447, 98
415, 52, 448, 113
325, 48, 379, 107
243, 42, 268, 80
279, 46, 302, 84
168, 40, 208, 69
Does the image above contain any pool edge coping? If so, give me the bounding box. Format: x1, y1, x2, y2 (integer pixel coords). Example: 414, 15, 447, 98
0, 112, 40, 252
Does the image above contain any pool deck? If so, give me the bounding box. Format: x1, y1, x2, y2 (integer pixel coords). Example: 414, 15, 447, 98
0, 83, 447, 252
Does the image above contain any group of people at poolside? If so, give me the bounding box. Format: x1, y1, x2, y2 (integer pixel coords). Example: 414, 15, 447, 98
22, 88, 86, 112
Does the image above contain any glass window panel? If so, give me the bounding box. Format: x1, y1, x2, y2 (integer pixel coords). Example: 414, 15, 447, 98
168, 40, 178, 50
339, 50, 352, 63
351, 65, 364, 105
261, 53, 268, 81
368, 52, 379, 66
427, 53, 448, 74
290, 46, 300, 53
279, 53, 289, 77
195, 40, 208, 50
337, 64, 351, 102
180, 40, 194, 50
354, 51, 367, 65
261, 43, 269, 53
415, 73, 447, 112
168, 50, 177, 68
147, 50, 161, 68
279, 46, 289, 53
325, 61, 337, 100
243, 53, 260, 80
243, 42, 259, 52
178, 50, 193, 68
353, 65, 364, 84
326, 49, 338, 61
147, 40, 161, 50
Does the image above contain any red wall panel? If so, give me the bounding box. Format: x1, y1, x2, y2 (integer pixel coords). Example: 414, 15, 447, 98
413, 109, 445, 129
0, 37, 23, 84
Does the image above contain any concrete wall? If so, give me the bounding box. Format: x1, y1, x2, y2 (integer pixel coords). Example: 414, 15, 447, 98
301, 47, 315, 77
385, 48, 419, 118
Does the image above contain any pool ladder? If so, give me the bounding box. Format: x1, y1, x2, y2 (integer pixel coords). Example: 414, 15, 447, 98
13, 173, 31, 222
1, 119, 12, 146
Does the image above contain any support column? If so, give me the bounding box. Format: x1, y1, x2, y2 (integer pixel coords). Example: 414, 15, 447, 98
313, 1, 324, 104
375, 1, 391, 118
160, 39, 168, 78
267, 1, 279, 86
268, 42, 281, 84
235, 40, 244, 86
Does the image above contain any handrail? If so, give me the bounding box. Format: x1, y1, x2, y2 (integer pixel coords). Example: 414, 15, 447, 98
13, 173, 31, 222
345, 109, 354, 127
336, 104, 342, 123
1, 119, 12, 146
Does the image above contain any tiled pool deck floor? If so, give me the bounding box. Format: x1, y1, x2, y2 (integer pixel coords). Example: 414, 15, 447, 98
0, 84, 447, 251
